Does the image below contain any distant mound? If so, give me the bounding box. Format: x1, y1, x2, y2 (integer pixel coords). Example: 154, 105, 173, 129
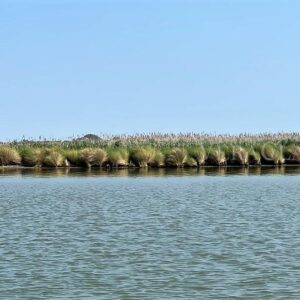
75, 134, 102, 141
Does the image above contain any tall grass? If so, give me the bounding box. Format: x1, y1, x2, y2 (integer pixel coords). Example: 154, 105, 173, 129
230, 147, 249, 166
206, 147, 226, 166
248, 148, 261, 165
149, 151, 165, 167
261, 143, 285, 165
284, 145, 300, 163
2, 133, 300, 168
107, 148, 129, 167
80, 148, 107, 168
0, 147, 21, 166
166, 148, 187, 167
129, 147, 156, 167
7, 132, 300, 149
19, 147, 42, 167
42, 149, 65, 167
188, 146, 206, 166
62, 149, 81, 166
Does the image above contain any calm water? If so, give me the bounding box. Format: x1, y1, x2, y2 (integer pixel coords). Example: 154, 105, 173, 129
1, 168, 300, 299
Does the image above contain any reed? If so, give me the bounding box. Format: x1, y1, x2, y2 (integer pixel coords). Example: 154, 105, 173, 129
166, 148, 187, 167
188, 146, 206, 166
7, 132, 300, 150
261, 144, 285, 165
230, 147, 249, 166
284, 145, 300, 163
42, 149, 65, 167
206, 147, 226, 166
184, 156, 198, 167
129, 147, 156, 168
248, 148, 261, 165
149, 151, 165, 167
80, 148, 107, 168
0, 147, 21, 166
19, 147, 42, 167
2, 132, 300, 168
107, 148, 129, 167
62, 149, 81, 166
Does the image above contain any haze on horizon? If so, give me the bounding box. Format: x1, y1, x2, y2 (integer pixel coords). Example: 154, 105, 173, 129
1, 0, 299, 141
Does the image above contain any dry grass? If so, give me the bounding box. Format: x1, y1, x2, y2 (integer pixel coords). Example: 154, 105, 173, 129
80, 148, 107, 168
0, 147, 21, 166
149, 151, 165, 167
7, 132, 300, 149
284, 145, 300, 163
42, 149, 65, 167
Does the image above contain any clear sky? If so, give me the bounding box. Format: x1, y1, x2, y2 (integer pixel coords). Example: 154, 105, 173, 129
1, 0, 299, 140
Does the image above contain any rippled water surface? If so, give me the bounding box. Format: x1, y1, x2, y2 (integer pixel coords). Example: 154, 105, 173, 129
1, 168, 300, 299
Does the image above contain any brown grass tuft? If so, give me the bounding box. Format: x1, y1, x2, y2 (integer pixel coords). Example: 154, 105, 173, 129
0, 147, 21, 166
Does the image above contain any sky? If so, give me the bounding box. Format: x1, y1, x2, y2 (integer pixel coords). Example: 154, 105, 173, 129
0, 0, 299, 141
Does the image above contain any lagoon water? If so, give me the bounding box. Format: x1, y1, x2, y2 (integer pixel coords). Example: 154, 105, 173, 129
1, 168, 300, 299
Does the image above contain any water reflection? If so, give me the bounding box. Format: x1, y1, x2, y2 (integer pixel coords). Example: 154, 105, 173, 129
1, 166, 300, 177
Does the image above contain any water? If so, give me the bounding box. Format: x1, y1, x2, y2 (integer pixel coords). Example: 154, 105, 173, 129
1, 168, 300, 299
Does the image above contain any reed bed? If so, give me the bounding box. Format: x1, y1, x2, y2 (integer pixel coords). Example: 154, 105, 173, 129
1, 133, 300, 168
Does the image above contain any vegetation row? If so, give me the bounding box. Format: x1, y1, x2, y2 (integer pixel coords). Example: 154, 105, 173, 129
1, 142, 300, 168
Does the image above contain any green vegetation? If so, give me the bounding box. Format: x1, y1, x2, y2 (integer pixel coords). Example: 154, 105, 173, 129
261, 143, 285, 165
129, 147, 156, 168
166, 148, 187, 167
206, 147, 226, 166
188, 146, 206, 166
1, 133, 300, 168
106, 148, 129, 168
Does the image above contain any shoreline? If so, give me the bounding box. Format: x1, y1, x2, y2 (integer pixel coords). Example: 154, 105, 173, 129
2, 164, 300, 170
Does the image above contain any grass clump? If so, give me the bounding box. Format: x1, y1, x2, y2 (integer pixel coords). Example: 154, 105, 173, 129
149, 151, 165, 167
19, 147, 43, 167
188, 146, 206, 166
62, 149, 81, 166
42, 149, 65, 167
80, 148, 107, 168
184, 156, 198, 167
230, 147, 249, 165
129, 147, 156, 168
206, 147, 226, 166
248, 148, 261, 165
0, 147, 21, 166
261, 144, 285, 165
166, 148, 187, 167
284, 145, 300, 163
107, 148, 129, 167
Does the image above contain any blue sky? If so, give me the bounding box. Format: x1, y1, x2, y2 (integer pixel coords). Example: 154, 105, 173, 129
0, 0, 299, 140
